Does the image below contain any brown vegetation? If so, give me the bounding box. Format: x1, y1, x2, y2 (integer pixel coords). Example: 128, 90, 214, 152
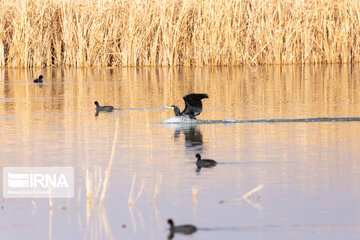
0, 0, 360, 67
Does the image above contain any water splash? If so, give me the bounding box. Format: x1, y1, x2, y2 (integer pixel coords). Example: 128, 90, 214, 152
162, 116, 198, 124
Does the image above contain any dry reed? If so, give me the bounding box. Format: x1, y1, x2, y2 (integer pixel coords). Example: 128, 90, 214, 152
1, 0, 360, 67
85, 120, 119, 206
220, 184, 264, 209
128, 173, 145, 206
99, 119, 119, 204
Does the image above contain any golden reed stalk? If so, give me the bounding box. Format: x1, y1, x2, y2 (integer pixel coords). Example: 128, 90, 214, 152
0, 0, 359, 67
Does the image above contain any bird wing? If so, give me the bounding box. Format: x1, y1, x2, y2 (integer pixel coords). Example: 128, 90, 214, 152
182, 94, 209, 115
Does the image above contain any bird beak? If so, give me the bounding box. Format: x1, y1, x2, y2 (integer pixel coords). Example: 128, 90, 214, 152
165, 106, 174, 110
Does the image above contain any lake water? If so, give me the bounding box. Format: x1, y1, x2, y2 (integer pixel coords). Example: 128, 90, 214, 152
1, 65, 360, 240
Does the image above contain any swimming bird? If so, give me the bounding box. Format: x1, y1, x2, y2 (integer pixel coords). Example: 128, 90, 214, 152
170, 93, 209, 119
195, 153, 217, 168
94, 101, 114, 112
167, 219, 197, 238
33, 75, 43, 83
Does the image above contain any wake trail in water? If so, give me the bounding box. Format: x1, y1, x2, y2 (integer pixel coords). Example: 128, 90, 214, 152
197, 222, 360, 232
113, 107, 168, 111
162, 116, 360, 124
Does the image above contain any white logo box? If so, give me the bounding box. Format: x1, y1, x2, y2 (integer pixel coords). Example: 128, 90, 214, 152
3, 167, 74, 198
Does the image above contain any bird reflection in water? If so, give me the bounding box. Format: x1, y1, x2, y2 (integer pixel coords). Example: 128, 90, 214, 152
173, 125, 203, 153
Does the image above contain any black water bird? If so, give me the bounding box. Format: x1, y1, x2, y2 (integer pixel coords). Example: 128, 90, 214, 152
167, 219, 197, 239
94, 101, 114, 112
195, 153, 217, 168
170, 93, 208, 119
33, 75, 43, 83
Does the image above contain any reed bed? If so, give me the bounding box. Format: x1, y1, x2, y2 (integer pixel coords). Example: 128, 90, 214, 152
1, 0, 360, 67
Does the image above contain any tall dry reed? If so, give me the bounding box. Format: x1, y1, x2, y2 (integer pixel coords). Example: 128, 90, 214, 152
1, 0, 360, 67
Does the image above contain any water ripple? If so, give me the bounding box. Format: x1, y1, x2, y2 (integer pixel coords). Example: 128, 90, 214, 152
162, 117, 360, 124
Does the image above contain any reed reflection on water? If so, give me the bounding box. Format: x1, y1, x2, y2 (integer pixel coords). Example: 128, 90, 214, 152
0, 65, 360, 239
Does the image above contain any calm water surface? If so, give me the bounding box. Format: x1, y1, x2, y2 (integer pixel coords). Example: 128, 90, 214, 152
1, 65, 360, 239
